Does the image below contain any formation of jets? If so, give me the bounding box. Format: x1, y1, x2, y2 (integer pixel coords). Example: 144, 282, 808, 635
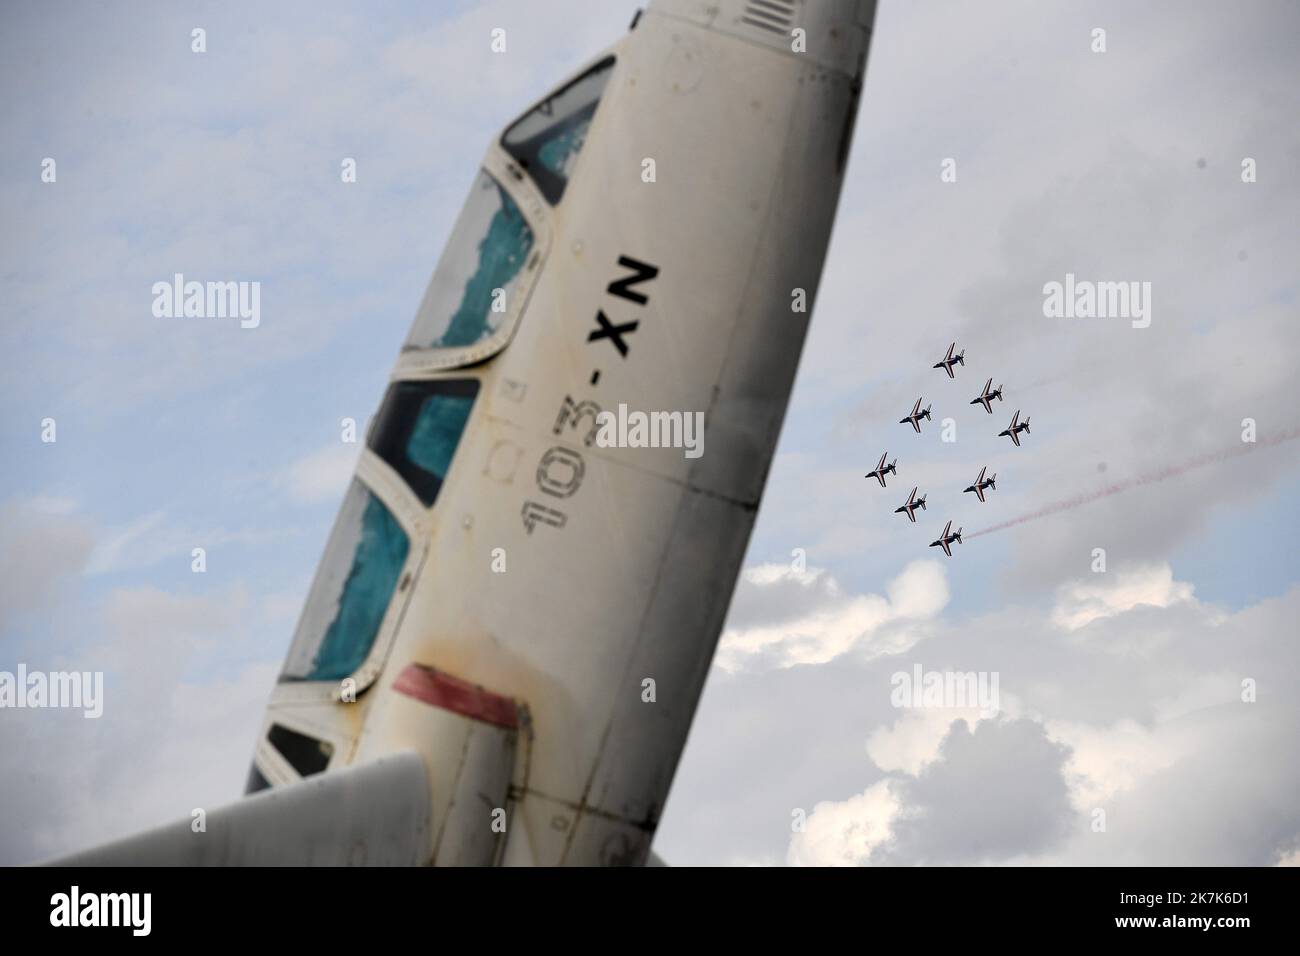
866, 342, 1037, 556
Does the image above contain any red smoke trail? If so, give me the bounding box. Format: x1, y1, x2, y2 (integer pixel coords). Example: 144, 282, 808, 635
965, 426, 1300, 540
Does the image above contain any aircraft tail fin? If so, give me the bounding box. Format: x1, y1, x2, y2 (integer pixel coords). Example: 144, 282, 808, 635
1023, 418, 1030, 432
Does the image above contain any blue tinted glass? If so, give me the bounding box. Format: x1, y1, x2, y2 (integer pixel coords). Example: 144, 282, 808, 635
434, 186, 533, 349
305, 493, 410, 681
537, 118, 592, 177
502, 56, 614, 204
406, 394, 475, 481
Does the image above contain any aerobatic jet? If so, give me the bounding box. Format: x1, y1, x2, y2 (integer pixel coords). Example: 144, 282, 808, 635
929, 520, 963, 557
894, 486, 927, 522
998, 409, 1031, 446
963, 466, 996, 502
969, 378, 1003, 414
865, 452, 898, 487
899, 398, 932, 433
932, 342, 965, 378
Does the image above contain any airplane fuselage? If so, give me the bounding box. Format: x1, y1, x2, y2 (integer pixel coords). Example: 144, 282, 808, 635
244, 0, 878, 867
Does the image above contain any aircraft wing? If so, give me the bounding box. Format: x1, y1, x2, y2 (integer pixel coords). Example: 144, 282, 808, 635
42, 751, 433, 867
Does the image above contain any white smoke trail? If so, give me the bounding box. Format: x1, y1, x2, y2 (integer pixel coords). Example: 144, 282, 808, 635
965, 426, 1300, 540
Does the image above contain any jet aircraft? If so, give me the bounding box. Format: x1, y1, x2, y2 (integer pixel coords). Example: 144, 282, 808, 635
999, 409, 1031, 447
929, 520, 963, 557
866, 452, 897, 487
933, 342, 965, 379
969, 378, 1003, 414
894, 486, 927, 522
899, 397, 932, 433
963, 466, 996, 502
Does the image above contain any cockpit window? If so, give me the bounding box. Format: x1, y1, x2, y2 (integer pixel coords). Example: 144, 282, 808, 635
268, 724, 334, 777
404, 170, 534, 352
369, 379, 479, 507
501, 56, 615, 204
280, 480, 411, 682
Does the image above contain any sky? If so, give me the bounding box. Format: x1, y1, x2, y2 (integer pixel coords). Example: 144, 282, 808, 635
1, 0, 1297, 866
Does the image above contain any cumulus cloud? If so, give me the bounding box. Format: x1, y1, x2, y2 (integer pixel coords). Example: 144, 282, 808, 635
660, 563, 1300, 866
1051, 563, 1196, 631
792, 717, 1075, 866
788, 781, 902, 867
867, 705, 1001, 777
716, 560, 949, 671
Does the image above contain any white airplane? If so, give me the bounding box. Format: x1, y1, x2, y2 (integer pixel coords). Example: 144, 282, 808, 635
899, 397, 932, 433
933, 342, 965, 378
963, 466, 996, 502
929, 520, 963, 557
999, 409, 1032, 447
894, 486, 927, 522
865, 452, 897, 487
969, 377, 1003, 413
46, 0, 879, 867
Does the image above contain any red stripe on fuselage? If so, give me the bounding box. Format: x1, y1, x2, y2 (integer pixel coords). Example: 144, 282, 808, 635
392, 664, 519, 730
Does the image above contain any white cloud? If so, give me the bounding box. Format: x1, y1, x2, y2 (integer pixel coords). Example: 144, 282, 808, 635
867, 706, 999, 777
788, 781, 901, 867
1051, 564, 1196, 631
1045, 717, 1198, 811
716, 560, 949, 671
